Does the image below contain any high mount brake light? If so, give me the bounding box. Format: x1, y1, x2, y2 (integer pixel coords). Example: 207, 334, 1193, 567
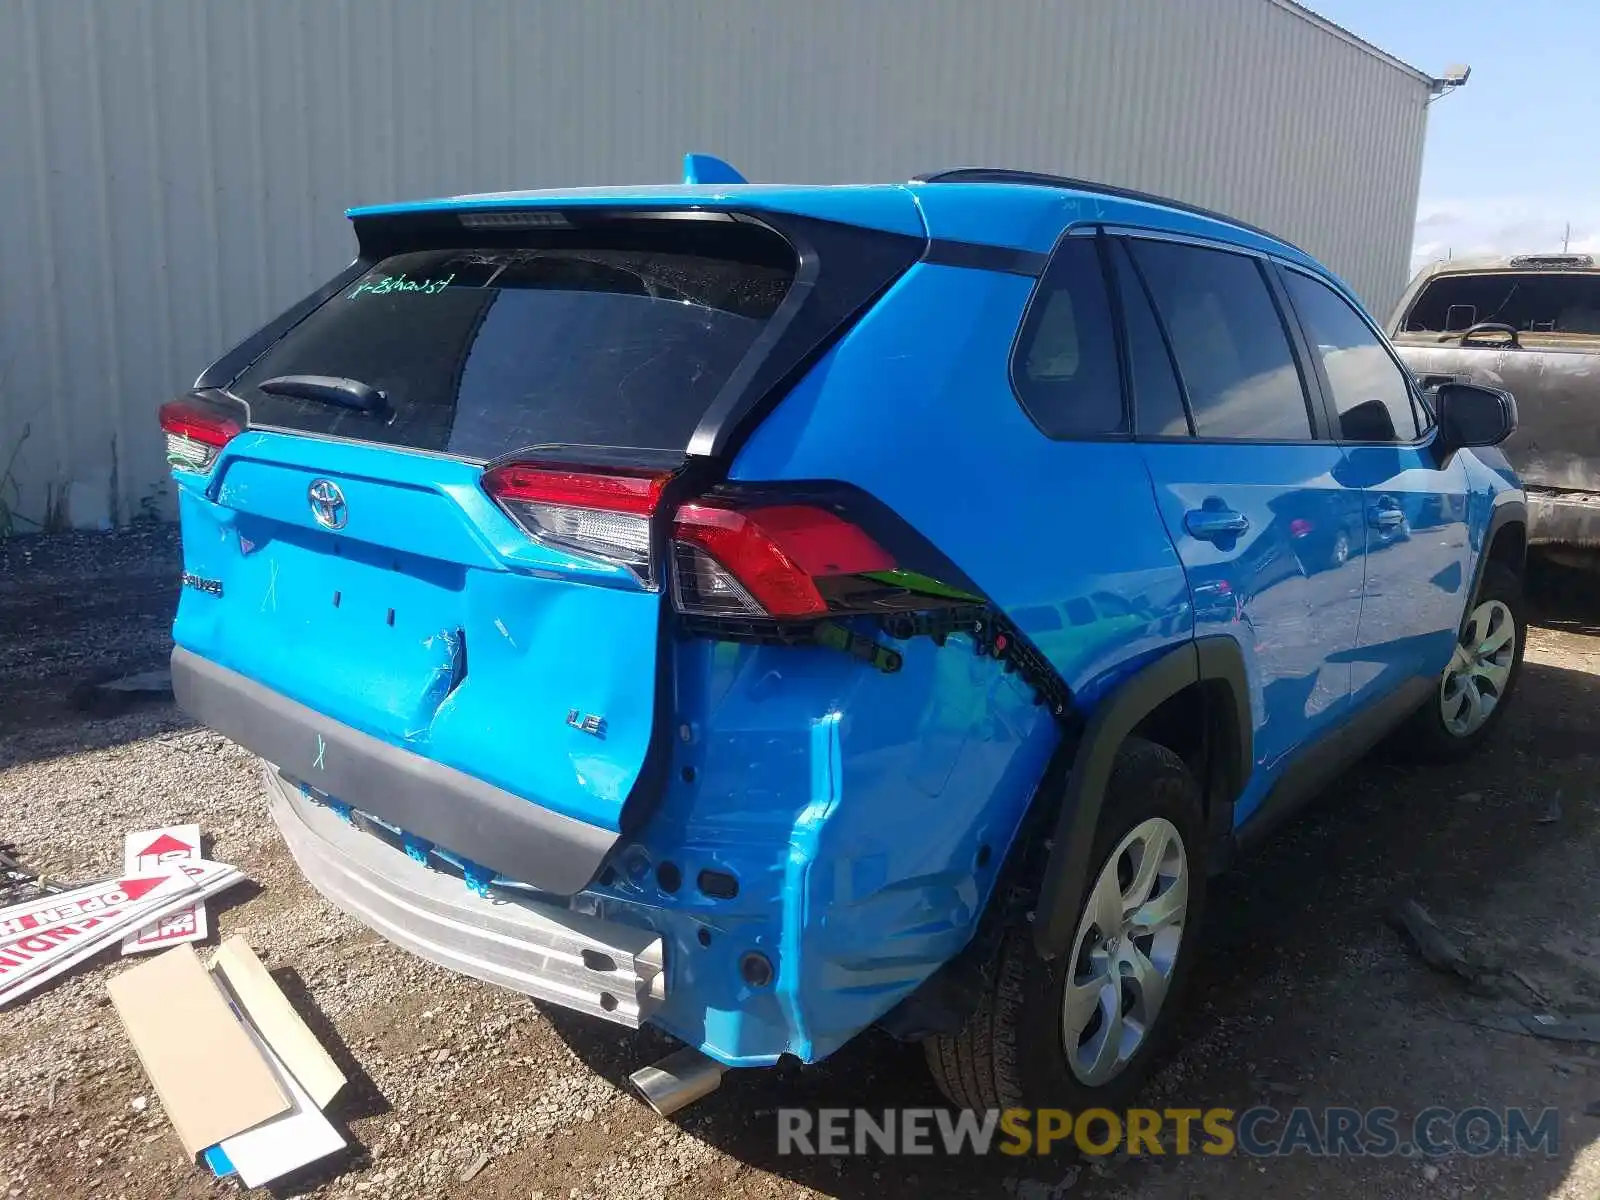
671, 502, 896, 620
481, 462, 675, 588
158, 401, 241, 474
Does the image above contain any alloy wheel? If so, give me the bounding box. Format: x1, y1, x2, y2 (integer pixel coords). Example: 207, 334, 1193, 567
1440, 598, 1516, 737
1061, 817, 1189, 1086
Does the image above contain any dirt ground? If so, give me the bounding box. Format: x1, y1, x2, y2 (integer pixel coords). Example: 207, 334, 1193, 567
2, 527, 1599, 1200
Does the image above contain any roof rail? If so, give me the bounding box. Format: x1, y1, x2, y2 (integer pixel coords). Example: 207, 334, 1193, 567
912, 168, 1299, 251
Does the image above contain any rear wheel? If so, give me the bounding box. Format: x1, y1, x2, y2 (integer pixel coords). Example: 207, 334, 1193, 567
1404, 562, 1525, 761
924, 738, 1207, 1111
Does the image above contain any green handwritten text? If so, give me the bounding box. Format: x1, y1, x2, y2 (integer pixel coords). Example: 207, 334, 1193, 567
348, 272, 455, 299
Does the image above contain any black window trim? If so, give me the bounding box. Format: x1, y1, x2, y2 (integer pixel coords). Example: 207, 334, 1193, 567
1273, 260, 1438, 450
1108, 228, 1332, 447
1108, 236, 1195, 438
1004, 227, 1134, 443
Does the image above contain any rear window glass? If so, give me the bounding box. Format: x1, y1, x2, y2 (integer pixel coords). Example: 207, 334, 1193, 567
1010, 238, 1125, 438
231, 226, 796, 458
1401, 271, 1600, 335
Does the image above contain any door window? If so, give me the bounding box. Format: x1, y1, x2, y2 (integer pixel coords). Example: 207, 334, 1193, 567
1128, 240, 1315, 441
1283, 269, 1419, 442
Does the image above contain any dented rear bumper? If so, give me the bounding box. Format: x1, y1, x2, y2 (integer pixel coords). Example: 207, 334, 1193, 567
266, 767, 666, 1026
170, 647, 618, 894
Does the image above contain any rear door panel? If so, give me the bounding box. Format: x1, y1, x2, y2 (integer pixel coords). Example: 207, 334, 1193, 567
1116, 235, 1364, 821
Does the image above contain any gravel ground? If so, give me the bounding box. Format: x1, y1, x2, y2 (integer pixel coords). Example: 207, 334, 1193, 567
2, 529, 1598, 1200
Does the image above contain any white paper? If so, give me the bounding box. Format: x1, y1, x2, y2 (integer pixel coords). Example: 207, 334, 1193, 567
213, 975, 346, 1187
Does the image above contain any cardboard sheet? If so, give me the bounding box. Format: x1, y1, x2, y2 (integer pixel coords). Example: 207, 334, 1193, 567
107, 944, 290, 1156
212, 936, 345, 1108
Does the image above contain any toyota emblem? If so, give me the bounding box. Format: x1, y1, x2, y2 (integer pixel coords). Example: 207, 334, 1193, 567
308, 479, 348, 530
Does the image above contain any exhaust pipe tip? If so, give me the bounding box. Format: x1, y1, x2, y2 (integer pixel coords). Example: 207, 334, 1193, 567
629, 1046, 726, 1118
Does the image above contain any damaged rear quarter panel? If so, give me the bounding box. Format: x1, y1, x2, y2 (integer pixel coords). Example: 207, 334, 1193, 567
590, 630, 1057, 1066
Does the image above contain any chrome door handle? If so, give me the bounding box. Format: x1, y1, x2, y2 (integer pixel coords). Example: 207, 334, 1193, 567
1185, 509, 1249, 541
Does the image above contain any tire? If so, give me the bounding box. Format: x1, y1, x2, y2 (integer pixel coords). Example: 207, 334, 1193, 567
1403, 561, 1526, 762
1329, 528, 1351, 570
924, 738, 1207, 1111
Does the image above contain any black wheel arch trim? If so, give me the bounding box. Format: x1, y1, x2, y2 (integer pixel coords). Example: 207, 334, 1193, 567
1470, 496, 1528, 602
1032, 635, 1250, 958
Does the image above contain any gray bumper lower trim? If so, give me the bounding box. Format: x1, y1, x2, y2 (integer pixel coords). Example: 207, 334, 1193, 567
171, 646, 617, 895
267, 768, 665, 1026
1527, 488, 1600, 547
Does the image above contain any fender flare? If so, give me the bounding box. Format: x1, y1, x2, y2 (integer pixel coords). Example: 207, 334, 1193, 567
1468, 495, 1528, 601
1032, 635, 1250, 957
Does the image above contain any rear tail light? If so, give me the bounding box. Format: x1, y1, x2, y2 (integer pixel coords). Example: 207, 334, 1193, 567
481, 463, 674, 588
159, 400, 240, 474
481, 464, 983, 624
672, 502, 895, 619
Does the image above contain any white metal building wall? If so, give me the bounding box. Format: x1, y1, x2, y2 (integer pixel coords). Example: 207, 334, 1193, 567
0, 0, 1431, 530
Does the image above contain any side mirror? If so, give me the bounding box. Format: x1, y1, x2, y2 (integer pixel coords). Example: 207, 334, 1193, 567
1433, 381, 1517, 455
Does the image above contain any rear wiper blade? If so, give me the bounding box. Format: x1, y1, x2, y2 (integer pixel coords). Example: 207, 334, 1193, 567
256, 374, 389, 416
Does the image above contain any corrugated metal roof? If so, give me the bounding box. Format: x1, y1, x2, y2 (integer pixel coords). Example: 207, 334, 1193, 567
1276, 1, 1435, 84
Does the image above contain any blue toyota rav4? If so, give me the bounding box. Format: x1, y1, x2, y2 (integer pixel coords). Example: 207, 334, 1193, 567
163, 163, 1526, 1115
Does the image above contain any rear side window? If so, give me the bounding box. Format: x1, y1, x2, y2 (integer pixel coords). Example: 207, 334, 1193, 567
1129, 240, 1314, 441
1283, 270, 1419, 442
1011, 239, 1125, 437
232, 224, 796, 458
1401, 270, 1600, 334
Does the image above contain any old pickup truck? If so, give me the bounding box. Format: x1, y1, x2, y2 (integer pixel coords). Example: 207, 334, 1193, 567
1390, 253, 1600, 569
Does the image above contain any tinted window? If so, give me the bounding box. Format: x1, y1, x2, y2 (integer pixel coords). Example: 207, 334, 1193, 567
1401, 270, 1600, 334
1130, 241, 1313, 441
233, 226, 795, 458
1110, 242, 1190, 437
1284, 270, 1418, 442
1011, 239, 1124, 437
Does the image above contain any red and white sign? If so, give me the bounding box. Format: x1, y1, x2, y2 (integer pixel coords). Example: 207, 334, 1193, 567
0, 871, 191, 944
122, 825, 207, 954
0, 862, 244, 1006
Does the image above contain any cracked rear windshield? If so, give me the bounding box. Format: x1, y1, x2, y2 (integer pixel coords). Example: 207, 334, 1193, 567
231, 223, 796, 458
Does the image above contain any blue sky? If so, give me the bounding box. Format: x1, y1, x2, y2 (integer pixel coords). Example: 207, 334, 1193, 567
1310, 0, 1596, 270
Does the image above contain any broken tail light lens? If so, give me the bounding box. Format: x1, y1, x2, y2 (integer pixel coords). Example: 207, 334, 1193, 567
672, 501, 918, 620
159, 400, 241, 474
481, 462, 674, 588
